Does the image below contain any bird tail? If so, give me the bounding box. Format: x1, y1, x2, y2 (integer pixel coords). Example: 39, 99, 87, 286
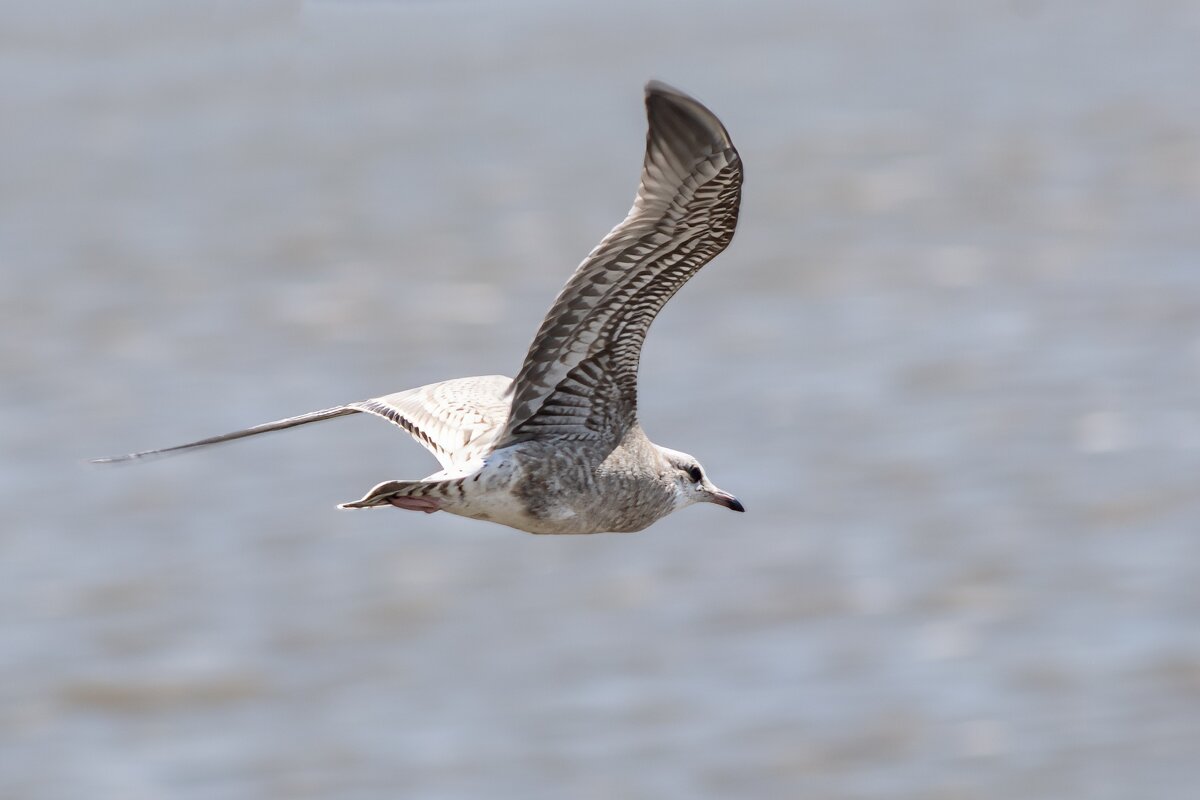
338, 477, 462, 510
89, 406, 360, 464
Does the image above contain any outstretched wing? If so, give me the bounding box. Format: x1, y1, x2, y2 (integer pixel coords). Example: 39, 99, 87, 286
495, 81, 742, 449
91, 375, 512, 470
351, 374, 512, 470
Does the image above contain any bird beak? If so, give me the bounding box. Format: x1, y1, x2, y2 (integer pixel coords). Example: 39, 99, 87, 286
709, 488, 745, 513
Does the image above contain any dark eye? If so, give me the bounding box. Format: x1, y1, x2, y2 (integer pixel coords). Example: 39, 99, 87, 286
686, 465, 703, 483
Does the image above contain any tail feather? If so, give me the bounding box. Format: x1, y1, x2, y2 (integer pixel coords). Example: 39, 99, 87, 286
338, 478, 456, 509
89, 406, 360, 464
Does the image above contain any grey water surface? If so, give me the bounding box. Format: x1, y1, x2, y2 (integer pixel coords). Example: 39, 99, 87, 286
4, 2, 1200, 798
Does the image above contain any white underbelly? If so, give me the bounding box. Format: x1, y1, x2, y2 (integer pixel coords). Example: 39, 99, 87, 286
438, 453, 581, 534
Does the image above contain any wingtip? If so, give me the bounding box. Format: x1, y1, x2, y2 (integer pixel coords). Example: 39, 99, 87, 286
644, 79, 679, 95
644, 80, 700, 106
86, 453, 136, 466
642, 79, 734, 150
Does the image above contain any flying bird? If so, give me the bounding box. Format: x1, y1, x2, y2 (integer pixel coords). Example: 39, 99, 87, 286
95, 81, 745, 534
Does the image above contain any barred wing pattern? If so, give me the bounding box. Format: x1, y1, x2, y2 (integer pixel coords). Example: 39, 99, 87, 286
353, 375, 512, 470
497, 81, 742, 449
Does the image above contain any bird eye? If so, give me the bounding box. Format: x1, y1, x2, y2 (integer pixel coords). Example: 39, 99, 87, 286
686, 465, 703, 483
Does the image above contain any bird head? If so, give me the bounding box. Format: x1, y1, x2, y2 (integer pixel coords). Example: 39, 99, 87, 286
657, 446, 744, 514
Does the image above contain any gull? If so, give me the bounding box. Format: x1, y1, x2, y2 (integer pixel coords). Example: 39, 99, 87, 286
94, 81, 745, 534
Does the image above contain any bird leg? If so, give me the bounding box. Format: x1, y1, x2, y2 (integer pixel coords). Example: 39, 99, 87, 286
387, 496, 442, 514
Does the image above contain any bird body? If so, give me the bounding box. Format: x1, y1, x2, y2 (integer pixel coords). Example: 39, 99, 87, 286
362, 420, 706, 533
95, 81, 745, 535
345, 423, 682, 534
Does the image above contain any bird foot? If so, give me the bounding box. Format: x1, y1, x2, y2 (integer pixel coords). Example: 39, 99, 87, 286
387, 496, 442, 514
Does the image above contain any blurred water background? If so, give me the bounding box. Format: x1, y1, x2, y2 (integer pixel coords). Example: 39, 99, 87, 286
4, 1, 1200, 798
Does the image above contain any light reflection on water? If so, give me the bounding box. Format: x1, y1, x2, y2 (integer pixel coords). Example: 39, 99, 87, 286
5, 1, 1200, 798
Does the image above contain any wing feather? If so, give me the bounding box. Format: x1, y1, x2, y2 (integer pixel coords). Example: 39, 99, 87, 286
353, 375, 511, 469
92, 376, 512, 469
496, 81, 742, 448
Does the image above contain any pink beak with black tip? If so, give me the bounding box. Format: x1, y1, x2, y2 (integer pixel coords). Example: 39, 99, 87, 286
710, 489, 745, 513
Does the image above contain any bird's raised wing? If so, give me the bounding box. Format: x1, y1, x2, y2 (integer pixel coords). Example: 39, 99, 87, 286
495, 81, 742, 449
